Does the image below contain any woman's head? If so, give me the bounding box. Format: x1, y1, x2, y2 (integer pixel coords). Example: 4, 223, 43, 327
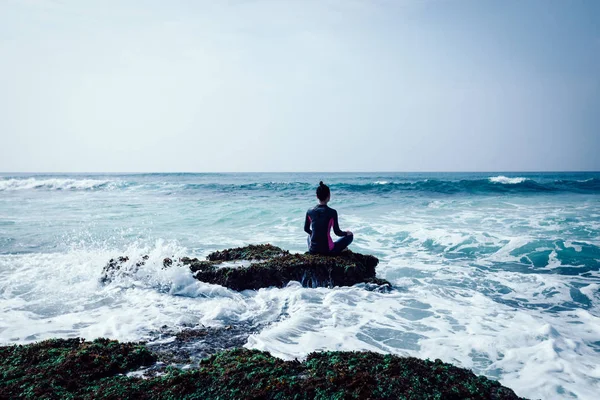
316, 181, 330, 202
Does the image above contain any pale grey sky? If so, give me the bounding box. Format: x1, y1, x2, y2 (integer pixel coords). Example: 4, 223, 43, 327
1, 0, 599, 172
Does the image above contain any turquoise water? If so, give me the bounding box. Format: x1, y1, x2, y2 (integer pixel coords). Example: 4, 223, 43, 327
1, 172, 599, 399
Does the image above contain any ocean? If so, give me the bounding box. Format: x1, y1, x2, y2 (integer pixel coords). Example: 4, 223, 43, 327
1, 172, 599, 399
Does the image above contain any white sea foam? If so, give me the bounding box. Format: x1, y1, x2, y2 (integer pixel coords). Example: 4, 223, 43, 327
0, 178, 117, 191
489, 176, 527, 184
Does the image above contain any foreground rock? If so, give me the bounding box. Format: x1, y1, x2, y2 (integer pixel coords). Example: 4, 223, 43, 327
145, 323, 263, 367
102, 244, 391, 291
0, 338, 526, 400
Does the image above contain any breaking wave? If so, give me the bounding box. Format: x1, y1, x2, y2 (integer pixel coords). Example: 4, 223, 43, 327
0, 178, 120, 191
489, 176, 528, 184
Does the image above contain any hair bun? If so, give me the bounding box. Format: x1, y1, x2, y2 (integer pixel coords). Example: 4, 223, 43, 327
316, 181, 330, 201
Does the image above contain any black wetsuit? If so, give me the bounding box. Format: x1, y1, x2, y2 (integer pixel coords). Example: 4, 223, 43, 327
304, 204, 353, 255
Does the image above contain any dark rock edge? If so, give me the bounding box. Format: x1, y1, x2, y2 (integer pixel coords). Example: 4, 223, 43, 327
102, 244, 392, 291
0, 338, 527, 400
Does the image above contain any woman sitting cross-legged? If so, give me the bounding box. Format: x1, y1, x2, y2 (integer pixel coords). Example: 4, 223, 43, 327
304, 181, 353, 255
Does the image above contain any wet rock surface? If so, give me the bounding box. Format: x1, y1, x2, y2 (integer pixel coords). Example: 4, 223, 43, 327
100, 255, 149, 284
102, 244, 392, 291
145, 323, 263, 367
0, 338, 527, 399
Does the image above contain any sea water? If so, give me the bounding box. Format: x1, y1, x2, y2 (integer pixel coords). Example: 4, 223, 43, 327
0, 172, 599, 399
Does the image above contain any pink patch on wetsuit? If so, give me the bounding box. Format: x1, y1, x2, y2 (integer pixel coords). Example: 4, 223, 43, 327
327, 217, 334, 251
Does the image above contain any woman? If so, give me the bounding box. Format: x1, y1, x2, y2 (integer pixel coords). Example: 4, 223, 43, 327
304, 181, 353, 255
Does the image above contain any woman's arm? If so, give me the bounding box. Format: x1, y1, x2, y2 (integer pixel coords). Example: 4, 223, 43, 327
304, 213, 312, 235
333, 210, 348, 237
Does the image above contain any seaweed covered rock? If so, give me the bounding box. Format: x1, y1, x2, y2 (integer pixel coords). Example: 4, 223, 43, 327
0, 338, 155, 399
187, 244, 386, 291
102, 244, 391, 291
0, 339, 526, 399
206, 243, 289, 261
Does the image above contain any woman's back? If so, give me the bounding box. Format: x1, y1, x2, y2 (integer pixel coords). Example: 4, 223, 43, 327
305, 204, 343, 253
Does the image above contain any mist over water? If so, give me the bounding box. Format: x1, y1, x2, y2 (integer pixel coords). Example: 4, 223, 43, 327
1, 172, 599, 399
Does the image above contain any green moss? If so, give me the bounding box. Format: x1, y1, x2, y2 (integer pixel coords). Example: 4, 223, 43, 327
207, 244, 289, 261
0, 338, 156, 399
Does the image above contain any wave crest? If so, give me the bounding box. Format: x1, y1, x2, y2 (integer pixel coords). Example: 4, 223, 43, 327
489, 176, 528, 184
0, 178, 117, 191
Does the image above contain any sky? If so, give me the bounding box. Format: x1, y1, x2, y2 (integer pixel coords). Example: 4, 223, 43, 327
0, 0, 599, 172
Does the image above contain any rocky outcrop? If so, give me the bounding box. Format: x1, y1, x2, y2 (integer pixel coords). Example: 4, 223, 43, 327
0, 338, 156, 399
145, 323, 263, 367
0, 338, 526, 399
102, 244, 391, 291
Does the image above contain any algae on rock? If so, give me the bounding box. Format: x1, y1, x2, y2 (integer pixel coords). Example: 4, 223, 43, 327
0, 338, 527, 400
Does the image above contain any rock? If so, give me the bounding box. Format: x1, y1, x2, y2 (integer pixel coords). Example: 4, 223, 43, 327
0, 338, 155, 399
100, 255, 148, 284
145, 323, 263, 367
0, 338, 527, 399
207, 243, 289, 261
188, 245, 386, 291
101, 244, 392, 291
